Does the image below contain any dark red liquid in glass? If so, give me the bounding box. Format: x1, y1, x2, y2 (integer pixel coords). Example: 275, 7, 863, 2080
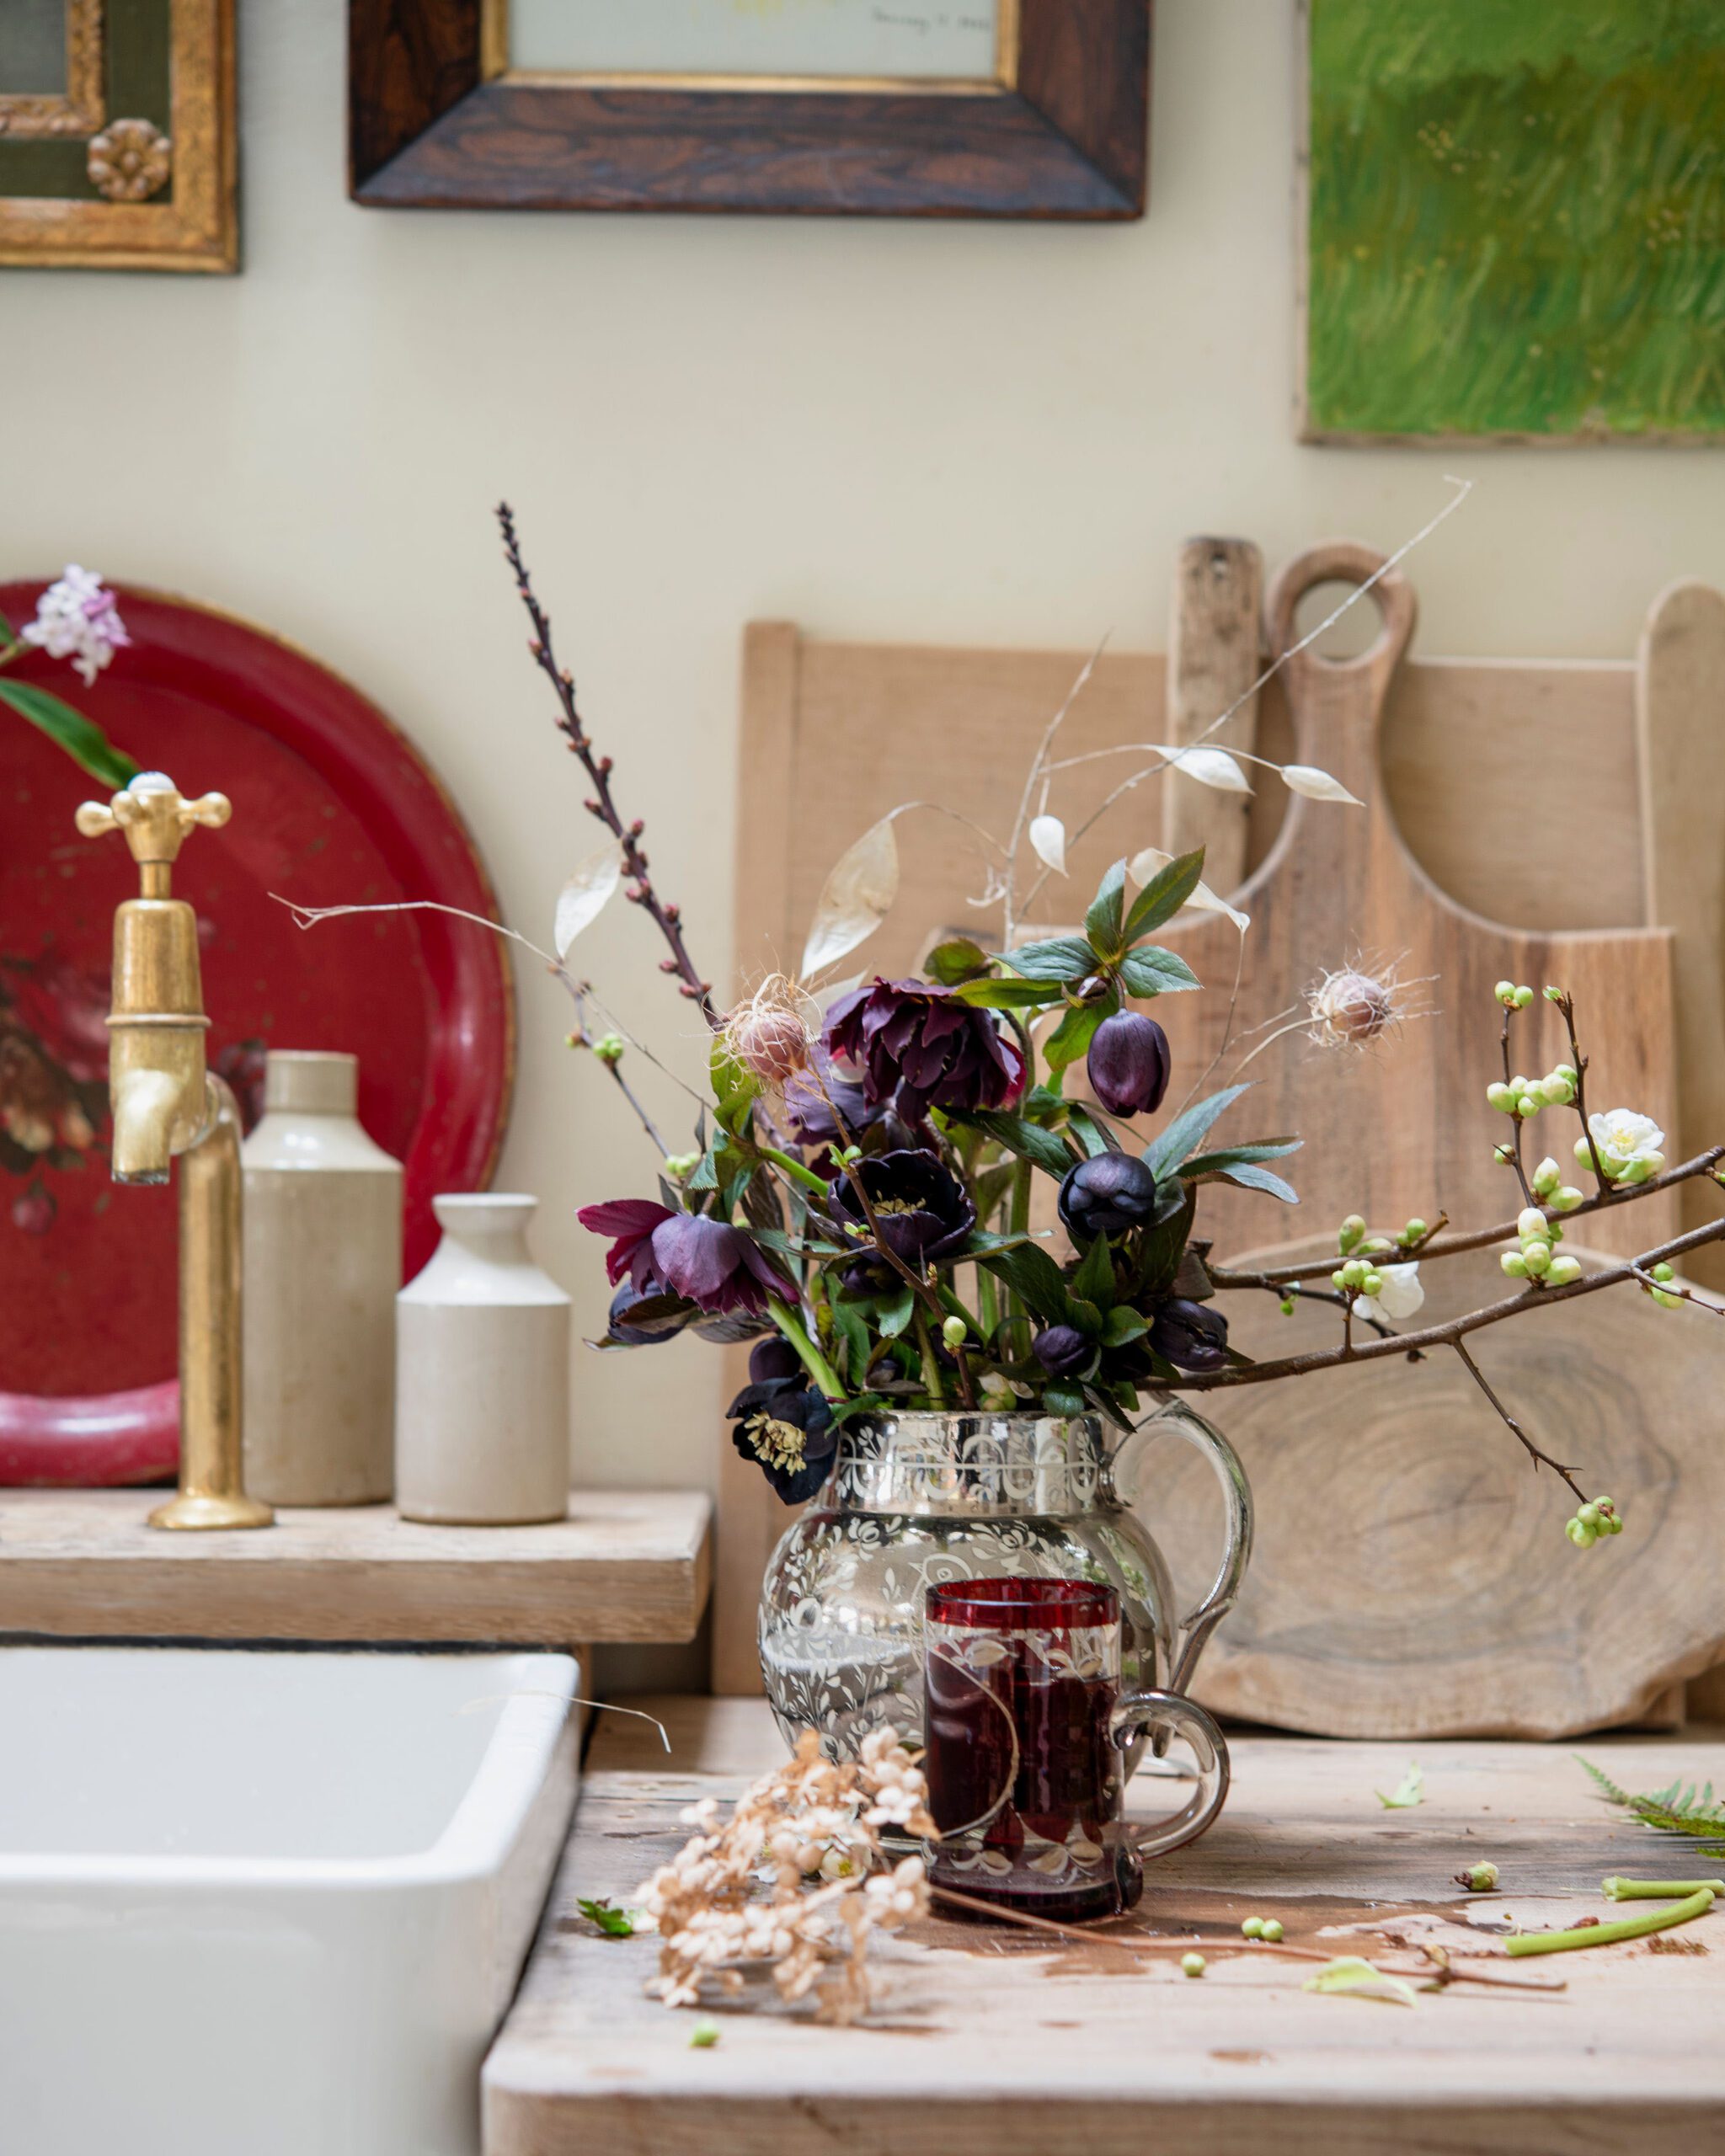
923, 1578, 1140, 1922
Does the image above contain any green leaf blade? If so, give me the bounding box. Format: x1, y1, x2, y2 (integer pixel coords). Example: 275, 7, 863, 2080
1084, 858, 1129, 961
994, 936, 1098, 984
1119, 946, 1201, 999
1122, 847, 1205, 945
0, 680, 138, 788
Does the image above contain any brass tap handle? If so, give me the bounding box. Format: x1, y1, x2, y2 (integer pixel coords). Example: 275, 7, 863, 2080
76, 771, 232, 885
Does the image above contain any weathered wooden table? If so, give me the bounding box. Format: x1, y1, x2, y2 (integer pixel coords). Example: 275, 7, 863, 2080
484, 1699, 1725, 2154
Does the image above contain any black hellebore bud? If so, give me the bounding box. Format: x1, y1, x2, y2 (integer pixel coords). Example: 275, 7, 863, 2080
1057, 1151, 1162, 1241
1032, 1324, 1092, 1379
1086, 1011, 1172, 1118
1150, 1297, 1229, 1373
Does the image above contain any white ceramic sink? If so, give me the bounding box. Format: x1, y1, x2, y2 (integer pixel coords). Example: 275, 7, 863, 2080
0, 1645, 580, 2156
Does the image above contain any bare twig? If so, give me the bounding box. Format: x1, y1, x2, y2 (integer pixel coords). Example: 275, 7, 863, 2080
1500, 1003, 1535, 1207
1451, 1335, 1586, 1503
1554, 988, 1612, 1192
497, 503, 718, 1027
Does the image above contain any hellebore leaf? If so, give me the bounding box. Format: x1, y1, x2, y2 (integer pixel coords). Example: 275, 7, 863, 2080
1178, 1139, 1302, 1175
952, 1108, 1076, 1178
950, 977, 1066, 1010
1301, 1956, 1418, 2007
1029, 814, 1068, 875
553, 840, 624, 958
802, 812, 900, 978
1119, 946, 1201, 999
976, 1240, 1076, 1326
1128, 846, 1249, 933
996, 936, 1097, 984
924, 937, 993, 986
1043, 996, 1114, 1072
876, 1283, 916, 1339
1281, 764, 1363, 806
1375, 1764, 1424, 1809
1070, 1230, 1116, 1311
1151, 744, 1252, 793
1085, 858, 1129, 960
1122, 846, 1207, 944
1103, 1305, 1148, 1346
1065, 1107, 1117, 1161
1210, 1161, 1300, 1203
710, 1038, 761, 1139
1142, 1084, 1252, 1182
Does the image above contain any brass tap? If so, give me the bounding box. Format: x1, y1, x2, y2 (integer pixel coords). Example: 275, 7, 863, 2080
77, 773, 272, 1531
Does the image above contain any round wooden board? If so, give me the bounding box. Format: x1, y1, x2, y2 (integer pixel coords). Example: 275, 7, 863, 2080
1145, 1237, 1725, 1739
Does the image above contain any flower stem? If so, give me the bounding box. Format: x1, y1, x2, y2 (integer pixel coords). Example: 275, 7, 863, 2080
1602, 1876, 1725, 1900
913, 1306, 948, 1408
767, 1296, 846, 1401
1506, 1885, 1714, 1956
758, 1145, 831, 1198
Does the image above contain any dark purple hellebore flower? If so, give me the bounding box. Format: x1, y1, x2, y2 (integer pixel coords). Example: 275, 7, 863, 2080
1086, 1011, 1172, 1119
824, 1149, 976, 1294
726, 1377, 838, 1505
1149, 1297, 1229, 1374
824, 978, 1024, 1123
579, 1198, 795, 1317
749, 1337, 805, 1386
1057, 1152, 1162, 1242
606, 1280, 684, 1346
1033, 1324, 1093, 1380
781, 1049, 888, 1149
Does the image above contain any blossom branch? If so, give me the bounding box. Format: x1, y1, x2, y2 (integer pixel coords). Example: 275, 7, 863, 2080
1451, 1336, 1586, 1503
496, 503, 718, 1027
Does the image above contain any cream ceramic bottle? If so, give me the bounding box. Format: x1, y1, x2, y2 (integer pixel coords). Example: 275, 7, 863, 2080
394, 1193, 571, 1525
241, 1050, 403, 1504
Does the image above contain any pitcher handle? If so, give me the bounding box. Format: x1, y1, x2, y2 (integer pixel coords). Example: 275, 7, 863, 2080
1117, 1396, 1253, 1699
1108, 1688, 1230, 1860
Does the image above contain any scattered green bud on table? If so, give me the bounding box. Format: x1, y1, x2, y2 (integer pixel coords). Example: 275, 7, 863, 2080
1181, 1952, 1206, 1977
690, 2019, 720, 2048
1242, 1917, 1264, 1938
1261, 1919, 1285, 1944
1455, 1861, 1500, 1892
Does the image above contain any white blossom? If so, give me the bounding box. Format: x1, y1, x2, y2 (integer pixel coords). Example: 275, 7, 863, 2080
1373, 1262, 1424, 1321
19, 566, 131, 686
1587, 1109, 1665, 1182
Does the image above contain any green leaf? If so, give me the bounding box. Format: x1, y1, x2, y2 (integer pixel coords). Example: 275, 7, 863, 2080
1084, 858, 1129, 961
1043, 996, 1113, 1072
877, 1283, 916, 1338
976, 1241, 1074, 1325
1137, 1182, 1197, 1295
1122, 847, 1205, 945
1179, 1139, 1302, 1177
576, 1897, 643, 1938
1375, 1764, 1424, 1809
828, 1296, 871, 1385
924, 937, 993, 986
709, 1039, 761, 1139
1119, 946, 1201, 999
1301, 1956, 1418, 2008
994, 936, 1098, 984
973, 1161, 1019, 1221
1065, 1107, 1115, 1160
1042, 1382, 1087, 1417
951, 1108, 1076, 1179
950, 976, 1065, 1010
1212, 1161, 1300, 1204
1144, 1084, 1252, 1182
0, 680, 138, 788
1102, 1305, 1148, 1346
0, 608, 15, 641
1070, 1230, 1115, 1310
1066, 1296, 1104, 1337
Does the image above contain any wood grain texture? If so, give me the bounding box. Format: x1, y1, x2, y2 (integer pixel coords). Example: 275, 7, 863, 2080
350, 0, 1149, 217
1153, 545, 1675, 1262
0, 1489, 711, 1646
1156, 1237, 1725, 1737
1637, 581, 1725, 1295
484, 1697, 1725, 2156
1162, 537, 1263, 894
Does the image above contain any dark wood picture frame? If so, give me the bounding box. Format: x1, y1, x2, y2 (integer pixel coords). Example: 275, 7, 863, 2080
349, 0, 1151, 218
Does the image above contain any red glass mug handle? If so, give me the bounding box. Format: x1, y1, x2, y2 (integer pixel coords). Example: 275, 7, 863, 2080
1108, 1688, 1231, 1861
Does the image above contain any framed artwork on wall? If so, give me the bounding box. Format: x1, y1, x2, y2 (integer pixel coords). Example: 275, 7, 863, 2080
1299, 0, 1725, 443
349, 0, 1151, 219
0, 0, 237, 272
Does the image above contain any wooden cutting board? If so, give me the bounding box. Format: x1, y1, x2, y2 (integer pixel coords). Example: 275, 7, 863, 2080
1154, 542, 1678, 1262
1148, 1237, 1725, 1738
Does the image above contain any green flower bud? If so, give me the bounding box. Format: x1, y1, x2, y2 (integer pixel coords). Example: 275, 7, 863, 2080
1459, 1861, 1500, 1891
1652, 1262, 1675, 1283
1330, 1271, 1348, 1292
1522, 1240, 1552, 1276
1578, 1502, 1601, 1527
1181, 1952, 1206, 1977
1605, 1512, 1625, 1534
1514, 985, 1535, 1009
1555, 1064, 1578, 1085
1543, 986, 1564, 1004
1574, 1136, 1595, 1167
663, 1150, 701, 1180
1494, 1145, 1515, 1165
1341, 1258, 1369, 1289
1652, 1286, 1683, 1310
1538, 1076, 1573, 1107
941, 1315, 968, 1349
1567, 1517, 1597, 1548
1486, 1082, 1516, 1113
1517, 1207, 1551, 1241
1338, 1214, 1367, 1252
1242, 1917, 1264, 1938
1501, 1251, 1530, 1278
1594, 1497, 1616, 1514
1617, 1156, 1657, 1186
1551, 1186, 1584, 1213
1516, 1095, 1542, 1119
1260, 1919, 1285, 1944
593, 1032, 627, 1066
1279, 1297, 1296, 1316
1494, 979, 1517, 1006
1361, 1273, 1384, 1297
1546, 1255, 1582, 1286
1401, 1217, 1428, 1243
1531, 1158, 1561, 1196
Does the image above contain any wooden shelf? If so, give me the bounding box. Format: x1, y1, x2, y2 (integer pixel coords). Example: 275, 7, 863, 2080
0, 1488, 710, 1647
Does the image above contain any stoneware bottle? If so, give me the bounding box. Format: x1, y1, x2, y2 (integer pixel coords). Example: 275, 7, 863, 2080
241, 1050, 403, 1505
394, 1193, 570, 1525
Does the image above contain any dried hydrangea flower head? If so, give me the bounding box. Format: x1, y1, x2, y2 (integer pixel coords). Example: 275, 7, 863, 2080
636, 1726, 933, 2025
723, 972, 821, 1086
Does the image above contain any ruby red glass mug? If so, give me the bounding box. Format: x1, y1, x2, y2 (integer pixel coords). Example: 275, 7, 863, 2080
922, 1577, 1230, 1921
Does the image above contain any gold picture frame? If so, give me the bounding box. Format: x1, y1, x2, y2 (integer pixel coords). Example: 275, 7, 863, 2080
0, 0, 237, 272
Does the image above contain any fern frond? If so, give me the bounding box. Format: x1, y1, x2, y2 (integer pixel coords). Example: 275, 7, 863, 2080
1577, 1754, 1634, 1807
1579, 1757, 1725, 1837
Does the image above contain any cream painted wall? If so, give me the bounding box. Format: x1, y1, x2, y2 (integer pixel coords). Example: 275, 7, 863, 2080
7, 0, 1725, 1515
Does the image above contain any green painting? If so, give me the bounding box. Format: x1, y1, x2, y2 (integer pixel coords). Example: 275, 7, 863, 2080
1303, 0, 1725, 440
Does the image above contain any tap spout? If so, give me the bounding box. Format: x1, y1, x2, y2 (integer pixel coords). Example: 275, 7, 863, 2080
109, 1059, 199, 1184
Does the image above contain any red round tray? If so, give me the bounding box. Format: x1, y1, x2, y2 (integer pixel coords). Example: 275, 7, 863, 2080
0, 583, 514, 1484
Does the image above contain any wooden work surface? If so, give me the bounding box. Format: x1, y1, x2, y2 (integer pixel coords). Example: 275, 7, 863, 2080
0, 1488, 711, 1646
485, 1698, 1725, 2154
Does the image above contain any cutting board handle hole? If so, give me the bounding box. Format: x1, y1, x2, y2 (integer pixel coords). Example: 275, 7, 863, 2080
1290, 579, 1390, 664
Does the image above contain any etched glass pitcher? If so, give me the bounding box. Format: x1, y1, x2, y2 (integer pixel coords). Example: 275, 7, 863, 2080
758, 1399, 1252, 1779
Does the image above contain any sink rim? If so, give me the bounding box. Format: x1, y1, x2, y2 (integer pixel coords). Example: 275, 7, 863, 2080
0, 1644, 578, 1891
